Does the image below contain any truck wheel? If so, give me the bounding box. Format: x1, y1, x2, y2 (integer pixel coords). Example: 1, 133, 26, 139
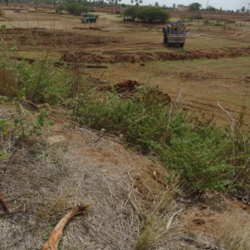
164, 37, 166, 43
180, 44, 184, 47
93, 20, 96, 23
82, 21, 84, 23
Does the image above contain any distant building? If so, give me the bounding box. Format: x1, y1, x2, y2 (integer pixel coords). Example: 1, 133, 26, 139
177, 4, 189, 11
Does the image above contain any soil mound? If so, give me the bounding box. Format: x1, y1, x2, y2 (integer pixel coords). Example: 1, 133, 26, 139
60, 47, 250, 65
98, 79, 172, 104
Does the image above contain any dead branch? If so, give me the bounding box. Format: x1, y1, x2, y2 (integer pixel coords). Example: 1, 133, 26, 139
170, 235, 226, 250
166, 209, 184, 230
41, 203, 90, 250
0, 193, 9, 212
128, 197, 147, 223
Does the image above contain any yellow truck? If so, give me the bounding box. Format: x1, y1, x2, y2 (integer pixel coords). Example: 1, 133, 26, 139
194, 13, 203, 20
163, 22, 187, 47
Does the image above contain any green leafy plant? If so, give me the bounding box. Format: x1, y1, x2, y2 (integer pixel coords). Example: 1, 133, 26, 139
188, 14, 195, 22
166, 125, 234, 191
72, 84, 250, 193
0, 47, 71, 104
203, 18, 210, 25
123, 6, 171, 23
64, 3, 89, 16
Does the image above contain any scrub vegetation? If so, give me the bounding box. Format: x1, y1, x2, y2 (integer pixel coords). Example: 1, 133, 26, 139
123, 6, 171, 23
1, 7, 250, 250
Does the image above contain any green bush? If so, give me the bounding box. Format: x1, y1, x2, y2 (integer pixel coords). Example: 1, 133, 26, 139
75, 86, 175, 149
203, 18, 210, 25
123, 6, 170, 23
188, 14, 195, 22
166, 125, 234, 191
65, 3, 89, 16
0, 56, 71, 105
73, 86, 250, 193
55, 5, 64, 14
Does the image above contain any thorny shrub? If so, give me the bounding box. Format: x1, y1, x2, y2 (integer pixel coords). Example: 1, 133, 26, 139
73, 86, 250, 193
0, 46, 71, 104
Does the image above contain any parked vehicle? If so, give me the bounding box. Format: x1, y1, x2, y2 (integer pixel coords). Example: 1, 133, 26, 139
80, 13, 98, 23
111, 7, 121, 14
123, 17, 133, 22
163, 22, 187, 47
0, 9, 4, 16
194, 13, 203, 20
91, 7, 96, 12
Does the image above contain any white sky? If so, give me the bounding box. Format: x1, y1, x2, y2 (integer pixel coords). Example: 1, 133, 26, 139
120, 1, 250, 11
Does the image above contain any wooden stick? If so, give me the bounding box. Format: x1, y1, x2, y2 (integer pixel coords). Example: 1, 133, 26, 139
41, 203, 90, 250
129, 197, 147, 223
0, 193, 9, 212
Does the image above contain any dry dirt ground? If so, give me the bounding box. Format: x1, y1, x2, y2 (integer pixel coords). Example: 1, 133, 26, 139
1, 7, 250, 250
1, 7, 250, 126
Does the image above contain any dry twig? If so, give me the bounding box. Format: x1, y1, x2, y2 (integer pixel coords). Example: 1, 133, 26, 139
41, 203, 90, 250
0, 192, 9, 212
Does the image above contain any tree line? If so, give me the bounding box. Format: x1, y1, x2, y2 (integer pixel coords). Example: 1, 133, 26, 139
189, 2, 249, 13
123, 6, 170, 23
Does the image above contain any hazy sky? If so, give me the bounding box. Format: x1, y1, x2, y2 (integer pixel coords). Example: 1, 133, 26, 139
120, 1, 250, 11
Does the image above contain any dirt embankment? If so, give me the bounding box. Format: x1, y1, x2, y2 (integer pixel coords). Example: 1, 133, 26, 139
61, 47, 250, 64
0, 28, 122, 50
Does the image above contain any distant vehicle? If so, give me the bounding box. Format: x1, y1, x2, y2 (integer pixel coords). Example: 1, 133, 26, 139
111, 7, 121, 14
123, 16, 133, 22
91, 7, 96, 12
162, 22, 187, 47
80, 13, 98, 23
194, 13, 203, 20
0, 9, 4, 16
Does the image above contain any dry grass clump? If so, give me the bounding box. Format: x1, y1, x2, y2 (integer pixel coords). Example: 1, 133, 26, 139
0, 115, 142, 250
0, 107, 70, 249
135, 182, 183, 250
215, 213, 250, 250
0, 136, 68, 248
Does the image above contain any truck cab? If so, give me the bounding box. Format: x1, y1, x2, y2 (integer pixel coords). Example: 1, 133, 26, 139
111, 7, 121, 14
195, 13, 203, 20
163, 22, 186, 47
80, 13, 98, 23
